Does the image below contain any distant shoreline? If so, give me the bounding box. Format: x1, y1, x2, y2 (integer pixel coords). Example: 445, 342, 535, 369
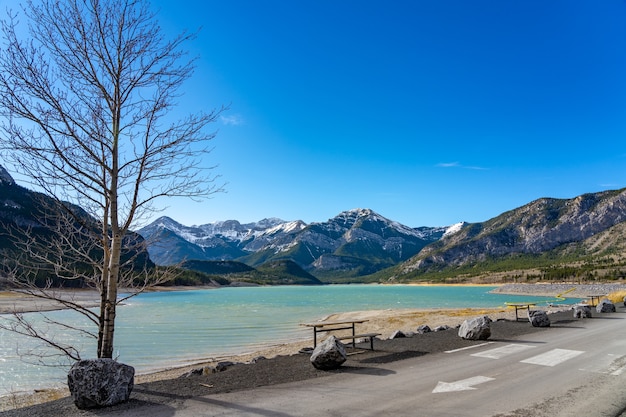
2, 282, 626, 315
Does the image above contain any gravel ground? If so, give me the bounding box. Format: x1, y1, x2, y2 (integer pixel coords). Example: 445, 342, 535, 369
0, 309, 581, 417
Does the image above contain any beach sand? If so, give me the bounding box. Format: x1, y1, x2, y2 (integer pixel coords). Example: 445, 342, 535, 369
0, 289, 101, 314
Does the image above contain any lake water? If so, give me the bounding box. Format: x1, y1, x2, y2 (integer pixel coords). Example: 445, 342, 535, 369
0, 284, 579, 396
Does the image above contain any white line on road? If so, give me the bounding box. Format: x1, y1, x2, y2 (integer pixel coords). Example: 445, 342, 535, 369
471, 343, 536, 359
520, 349, 584, 367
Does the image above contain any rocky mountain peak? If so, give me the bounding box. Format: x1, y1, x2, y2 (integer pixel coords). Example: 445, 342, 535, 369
0, 166, 15, 186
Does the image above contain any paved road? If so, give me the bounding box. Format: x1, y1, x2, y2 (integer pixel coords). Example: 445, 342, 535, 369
141, 311, 626, 417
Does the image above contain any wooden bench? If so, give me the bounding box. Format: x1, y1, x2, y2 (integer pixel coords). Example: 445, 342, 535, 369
301, 320, 381, 350
337, 332, 381, 350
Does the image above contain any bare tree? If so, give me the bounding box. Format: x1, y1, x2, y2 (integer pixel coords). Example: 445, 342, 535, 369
0, 0, 224, 359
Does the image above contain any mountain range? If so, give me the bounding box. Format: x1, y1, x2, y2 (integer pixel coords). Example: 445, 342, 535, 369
4, 162, 626, 285
138, 209, 450, 280
139, 188, 626, 284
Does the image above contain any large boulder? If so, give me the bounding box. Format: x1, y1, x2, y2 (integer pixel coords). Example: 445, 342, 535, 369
528, 310, 550, 327
573, 304, 592, 319
596, 299, 616, 313
458, 316, 492, 340
67, 359, 135, 409
310, 336, 347, 370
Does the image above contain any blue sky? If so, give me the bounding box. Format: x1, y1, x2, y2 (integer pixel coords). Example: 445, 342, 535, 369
16, 0, 626, 228
154, 0, 626, 228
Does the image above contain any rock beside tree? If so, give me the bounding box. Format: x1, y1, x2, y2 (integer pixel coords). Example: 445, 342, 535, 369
67, 359, 134, 409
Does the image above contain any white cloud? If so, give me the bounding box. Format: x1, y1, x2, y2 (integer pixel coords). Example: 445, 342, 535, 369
220, 114, 244, 126
436, 162, 488, 170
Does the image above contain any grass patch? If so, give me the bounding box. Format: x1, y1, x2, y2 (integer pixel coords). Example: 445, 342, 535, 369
606, 290, 626, 304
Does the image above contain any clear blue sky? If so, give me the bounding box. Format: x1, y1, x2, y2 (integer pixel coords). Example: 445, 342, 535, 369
99, 1, 626, 226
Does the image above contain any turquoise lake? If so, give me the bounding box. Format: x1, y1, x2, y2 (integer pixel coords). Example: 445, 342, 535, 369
0, 285, 580, 396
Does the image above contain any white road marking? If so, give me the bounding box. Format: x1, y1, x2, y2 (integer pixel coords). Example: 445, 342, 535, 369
432, 376, 496, 393
471, 343, 536, 359
445, 342, 494, 353
520, 349, 584, 367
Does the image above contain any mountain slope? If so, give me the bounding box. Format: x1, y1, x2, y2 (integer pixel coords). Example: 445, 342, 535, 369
0, 167, 153, 288
179, 259, 323, 285
393, 189, 626, 280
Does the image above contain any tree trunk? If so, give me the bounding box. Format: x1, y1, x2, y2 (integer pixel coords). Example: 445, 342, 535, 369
99, 233, 121, 359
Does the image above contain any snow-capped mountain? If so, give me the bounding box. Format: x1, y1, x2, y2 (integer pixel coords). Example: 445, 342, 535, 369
137, 216, 307, 266
138, 208, 452, 278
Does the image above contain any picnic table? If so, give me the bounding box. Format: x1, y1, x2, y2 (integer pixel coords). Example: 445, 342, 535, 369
301, 319, 380, 350
506, 302, 537, 321
587, 294, 606, 307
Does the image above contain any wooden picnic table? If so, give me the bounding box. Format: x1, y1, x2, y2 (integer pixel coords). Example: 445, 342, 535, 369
506, 303, 536, 321
587, 294, 606, 307
301, 319, 379, 350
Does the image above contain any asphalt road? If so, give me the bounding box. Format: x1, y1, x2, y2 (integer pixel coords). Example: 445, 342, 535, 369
146, 310, 626, 417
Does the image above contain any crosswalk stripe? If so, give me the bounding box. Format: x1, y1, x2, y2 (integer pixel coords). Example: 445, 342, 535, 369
471, 343, 536, 359
520, 349, 584, 367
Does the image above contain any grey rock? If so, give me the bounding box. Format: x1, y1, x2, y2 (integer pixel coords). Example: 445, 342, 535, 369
528, 310, 551, 327
596, 299, 616, 313
67, 359, 134, 409
458, 316, 492, 340
573, 304, 592, 319
416, 325, 431, 334
310, 336, 347, 370
389, 330, 407, 339
433, 325, 451, 332
180, 368, 203, 378
215, 361, 236, 372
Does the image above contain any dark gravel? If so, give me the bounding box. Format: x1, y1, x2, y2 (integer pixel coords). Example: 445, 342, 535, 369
0, 309, 584, 417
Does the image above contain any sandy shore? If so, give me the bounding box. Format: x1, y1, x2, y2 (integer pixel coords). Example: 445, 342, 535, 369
0, 289, 101, 314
